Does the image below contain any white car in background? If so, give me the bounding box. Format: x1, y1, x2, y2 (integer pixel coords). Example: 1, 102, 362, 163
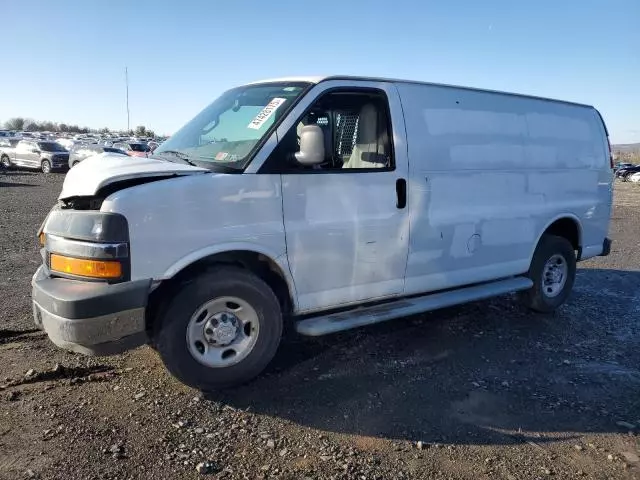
56, 138, 74, 150
628, 172, 640, 183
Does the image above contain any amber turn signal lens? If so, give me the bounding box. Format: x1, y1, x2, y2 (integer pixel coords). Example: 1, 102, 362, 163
38, 232, 46, 247
50, 254, 122, 279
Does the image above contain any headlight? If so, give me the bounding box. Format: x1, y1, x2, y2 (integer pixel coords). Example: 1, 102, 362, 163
43, 210, 128, 243
41, 210, 130, 282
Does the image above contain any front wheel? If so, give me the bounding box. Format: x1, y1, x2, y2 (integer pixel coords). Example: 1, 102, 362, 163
519, 234, 576, 313
1, 155, 10, 169
154, 267, 283, 390
41, 160, 51, 173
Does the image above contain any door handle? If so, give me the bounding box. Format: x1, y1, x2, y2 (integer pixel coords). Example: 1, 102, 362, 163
396, 178, 407, 209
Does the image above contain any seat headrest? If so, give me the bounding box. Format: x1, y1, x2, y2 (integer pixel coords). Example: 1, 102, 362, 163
356, 103, 378, 145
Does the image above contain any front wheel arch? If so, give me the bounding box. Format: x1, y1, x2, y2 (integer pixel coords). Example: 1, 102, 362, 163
146, 250, 295, 340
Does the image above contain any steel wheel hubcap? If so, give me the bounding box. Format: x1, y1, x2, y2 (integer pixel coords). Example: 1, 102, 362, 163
186, 296, 260, 368
542, 254, 568, 298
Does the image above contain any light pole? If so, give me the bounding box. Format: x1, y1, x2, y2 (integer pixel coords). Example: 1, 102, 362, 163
125, 66, 130, 132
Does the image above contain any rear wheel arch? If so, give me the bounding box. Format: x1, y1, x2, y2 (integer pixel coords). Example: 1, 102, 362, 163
532, 215, 582, 261
520, 233, 577, 312
147, 250, 296, 337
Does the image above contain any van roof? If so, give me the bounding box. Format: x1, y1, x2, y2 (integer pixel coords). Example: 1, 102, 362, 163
246, 75, 593, 109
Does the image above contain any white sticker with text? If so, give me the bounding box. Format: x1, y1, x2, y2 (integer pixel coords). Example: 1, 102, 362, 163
247, 98, 286, 130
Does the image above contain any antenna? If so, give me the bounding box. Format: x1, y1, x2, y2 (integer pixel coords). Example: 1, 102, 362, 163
125, 66, 130, 132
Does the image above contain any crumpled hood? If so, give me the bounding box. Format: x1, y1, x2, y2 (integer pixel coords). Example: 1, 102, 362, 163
59, 153, 208, 199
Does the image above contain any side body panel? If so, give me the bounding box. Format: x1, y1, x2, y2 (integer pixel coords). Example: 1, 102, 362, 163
13, 141, 39, 168
396, 82, 611, 296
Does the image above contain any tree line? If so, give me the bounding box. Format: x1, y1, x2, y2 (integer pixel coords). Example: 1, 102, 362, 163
3, 117, 156, 138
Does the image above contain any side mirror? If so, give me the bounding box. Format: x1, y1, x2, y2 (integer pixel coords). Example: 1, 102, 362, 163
294, 125, 325, 166
32, 148, 40, 153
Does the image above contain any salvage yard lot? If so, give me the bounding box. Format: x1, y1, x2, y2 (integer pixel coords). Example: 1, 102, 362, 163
1, 172, 639, 480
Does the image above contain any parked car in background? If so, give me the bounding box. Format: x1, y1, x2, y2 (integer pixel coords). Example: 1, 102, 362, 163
0, 138, 21, 149
0, 138, 20, 169
56, 138, 76, 150
628, 172, 640, 183
615, 165, 640, 181
113, 142, 150, 157
69, 144, 128, 168
614, 162, 634, 172
147, 141, 159, 153
1, 139, 69, 173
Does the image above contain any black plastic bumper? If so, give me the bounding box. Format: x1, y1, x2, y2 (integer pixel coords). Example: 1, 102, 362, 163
32, 266, 151, 355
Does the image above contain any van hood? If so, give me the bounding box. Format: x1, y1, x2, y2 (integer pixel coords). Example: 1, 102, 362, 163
59, 153, 208, 199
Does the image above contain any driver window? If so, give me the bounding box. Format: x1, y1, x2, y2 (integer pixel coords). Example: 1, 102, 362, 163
268, 90, 394, 172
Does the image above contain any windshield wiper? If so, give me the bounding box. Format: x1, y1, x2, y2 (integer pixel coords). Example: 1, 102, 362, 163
154, 149, 242, 174
153, 150, 198, 167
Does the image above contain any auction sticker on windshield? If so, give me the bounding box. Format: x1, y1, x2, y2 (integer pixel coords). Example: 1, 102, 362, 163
247, 98, 286, 130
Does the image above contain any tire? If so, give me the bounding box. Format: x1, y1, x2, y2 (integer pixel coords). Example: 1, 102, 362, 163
41, 160, 51, 173
519, 234, 576, 313
154, 267, 283, 390
1, 155, 10, 169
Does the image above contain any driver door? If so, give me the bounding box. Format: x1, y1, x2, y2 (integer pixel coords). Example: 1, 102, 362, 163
260, 81, 410, 314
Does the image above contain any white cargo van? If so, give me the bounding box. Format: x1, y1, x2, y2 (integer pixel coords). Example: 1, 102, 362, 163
32, 76, 613, 389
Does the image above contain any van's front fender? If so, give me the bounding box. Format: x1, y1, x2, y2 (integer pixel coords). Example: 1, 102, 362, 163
159, 243, 299, 312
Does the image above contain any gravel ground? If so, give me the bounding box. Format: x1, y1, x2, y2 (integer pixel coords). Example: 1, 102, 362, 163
1, 170, 639, 480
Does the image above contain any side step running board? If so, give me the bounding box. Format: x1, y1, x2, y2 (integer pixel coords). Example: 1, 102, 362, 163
295, 276, 533, 336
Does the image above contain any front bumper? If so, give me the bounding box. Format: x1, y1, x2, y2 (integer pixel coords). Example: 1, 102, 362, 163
31, 266, 151, 355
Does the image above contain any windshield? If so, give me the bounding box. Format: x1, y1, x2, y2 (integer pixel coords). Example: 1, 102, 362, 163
154, 82, 309, 170
38, 142, 67, 152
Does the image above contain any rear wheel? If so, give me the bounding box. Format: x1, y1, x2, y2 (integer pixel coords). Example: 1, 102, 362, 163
519, 234, 576, 313
154, 267, 283, 390
41, 160, 51, 173
1, 155, 10, 169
